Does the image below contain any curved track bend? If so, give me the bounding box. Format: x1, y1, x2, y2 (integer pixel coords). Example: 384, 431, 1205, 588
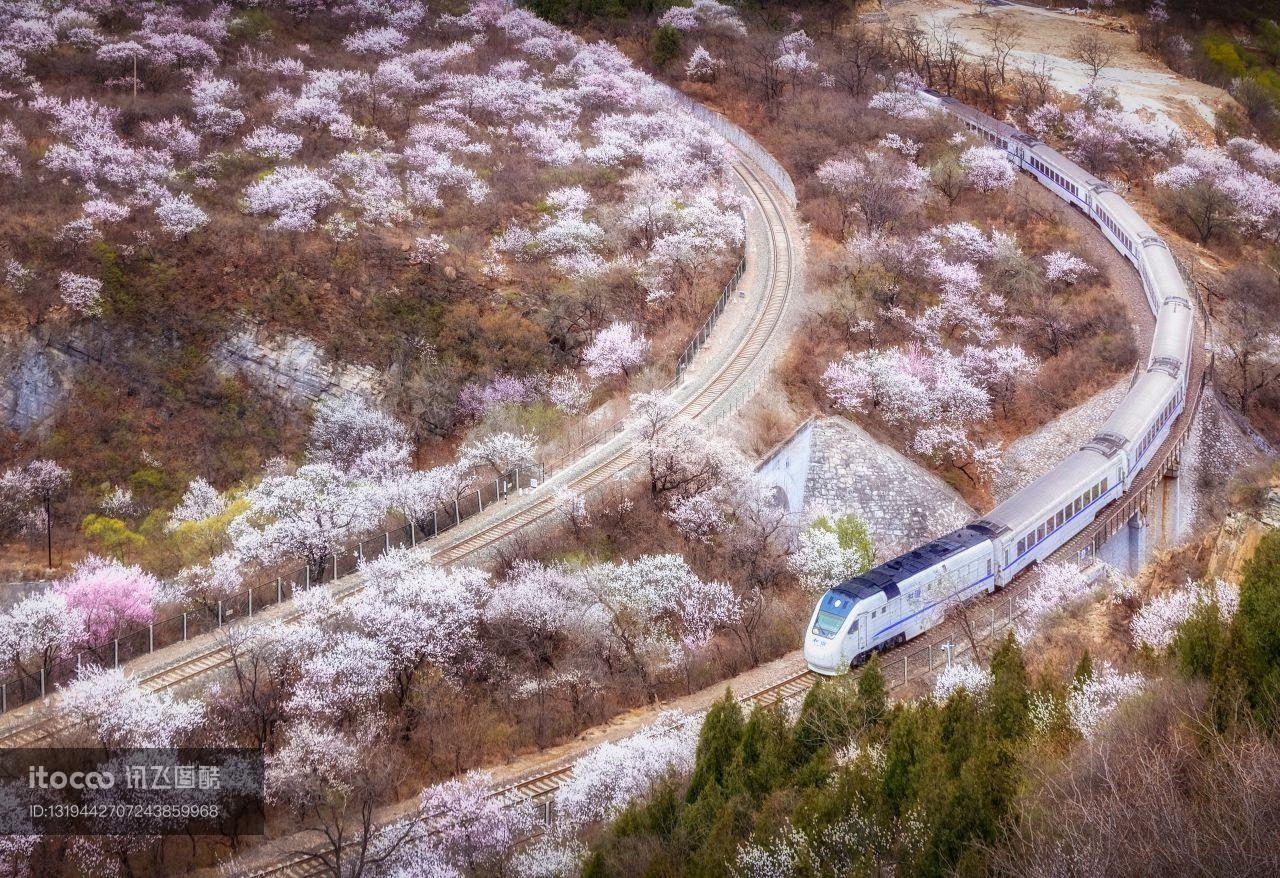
0, 156, 800, 749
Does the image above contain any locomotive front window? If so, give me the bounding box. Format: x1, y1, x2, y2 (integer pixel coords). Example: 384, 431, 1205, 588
813, 590, 856, 638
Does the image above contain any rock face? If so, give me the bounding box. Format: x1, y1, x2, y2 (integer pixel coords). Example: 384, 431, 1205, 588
757, 416, 974, 560
214, 329, 388, 408
995, 378, 1130, 502
0, 332, 77, 435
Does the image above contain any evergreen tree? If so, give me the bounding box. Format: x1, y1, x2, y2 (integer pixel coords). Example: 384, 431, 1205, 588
1171, 594, 1228, 680
855, 653, 888, 730
987, 633, 1030, 741
731, 704, 789, 801
880, 703, 928, 818
1072, 649, 1094, 686
1236, 530, 1280, 721
686, 691, 744, 803
651, 24, 683, 68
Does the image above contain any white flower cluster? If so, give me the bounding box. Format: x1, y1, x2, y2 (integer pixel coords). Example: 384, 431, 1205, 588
1130, 578, 1239, 652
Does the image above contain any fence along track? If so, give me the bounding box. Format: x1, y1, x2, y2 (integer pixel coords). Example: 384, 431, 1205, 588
0, 156, 799, 749
438, 159, 793, 565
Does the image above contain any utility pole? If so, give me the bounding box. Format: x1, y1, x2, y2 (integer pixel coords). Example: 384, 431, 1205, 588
43, 492, 52, 569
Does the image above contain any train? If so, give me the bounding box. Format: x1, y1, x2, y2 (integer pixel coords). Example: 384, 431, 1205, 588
804, 91, 1195, 675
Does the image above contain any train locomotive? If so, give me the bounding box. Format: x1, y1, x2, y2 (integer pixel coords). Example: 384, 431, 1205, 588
804, 92, 1195, 675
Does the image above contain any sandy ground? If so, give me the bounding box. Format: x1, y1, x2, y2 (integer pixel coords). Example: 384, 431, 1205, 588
885, 0, 1232, 134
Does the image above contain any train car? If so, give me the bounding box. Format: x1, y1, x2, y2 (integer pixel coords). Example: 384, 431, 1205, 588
1147, 295, 1194, 374
977, 449, 1123, 582
1097, 371, 1185, 480
1138, 239, 1189, 313
804, 527, 996, 673
1022, 141, 1094, 213
803, 91, 1196, 675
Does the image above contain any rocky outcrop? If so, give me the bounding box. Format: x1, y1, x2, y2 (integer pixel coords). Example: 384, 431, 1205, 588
0, 331, 77, 436
214, 328, 388, 409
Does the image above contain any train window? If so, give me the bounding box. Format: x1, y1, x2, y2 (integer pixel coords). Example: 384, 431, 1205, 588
1017, 538, 1025, 555
1057, 510, 1065, 527
1074, 497, 1082, 514
1101, 477, 1109, 493
986, 559, 992, 575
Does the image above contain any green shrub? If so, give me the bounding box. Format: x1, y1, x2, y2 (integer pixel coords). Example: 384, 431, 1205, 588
651, 24, 683, 68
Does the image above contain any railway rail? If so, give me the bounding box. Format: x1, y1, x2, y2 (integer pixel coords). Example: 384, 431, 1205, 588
231, 104, 1214, 878
242, 407, 1202, 878
0, 154, 798, 749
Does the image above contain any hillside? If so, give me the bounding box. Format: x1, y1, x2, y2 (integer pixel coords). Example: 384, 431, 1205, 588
0, 0, 743, 572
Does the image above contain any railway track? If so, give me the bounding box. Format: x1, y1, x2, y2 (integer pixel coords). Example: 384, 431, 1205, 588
0, 155, 798, 749
238, 277, 1212, 878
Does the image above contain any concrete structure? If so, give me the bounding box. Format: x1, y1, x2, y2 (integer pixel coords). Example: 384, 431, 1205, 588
756, 416, 974, 559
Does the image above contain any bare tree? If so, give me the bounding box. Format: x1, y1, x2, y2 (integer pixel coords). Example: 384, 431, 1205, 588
826, 26, 888, 98
1211, 266, 1280, 415
973, 53, 1001, 112
931, 155, 968, 205
218, 625, 290, 749
1160, 177, 1239, 244
1013, 57, 1056, 113
730, 32, 785, 114
985, 15, 1027, 84
993, 681, 1280, 877
928, 21, 969, 94
1069, 32, 1115, 81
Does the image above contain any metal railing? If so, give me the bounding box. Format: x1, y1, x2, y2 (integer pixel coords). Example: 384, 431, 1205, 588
1, 254, 757, 718
0, 467, 537, 715
0, 89, 798, 719
676, 256, 746, 379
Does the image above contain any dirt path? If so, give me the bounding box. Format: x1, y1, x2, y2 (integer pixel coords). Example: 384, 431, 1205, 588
886, 0, 1231, 135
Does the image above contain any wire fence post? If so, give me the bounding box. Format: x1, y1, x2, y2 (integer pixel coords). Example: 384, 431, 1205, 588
477, 489, 484, 513
248, 588, 253, 618
149, 624, 154, 652
113, 639, 119, 669
39, 668, 45, 698
276, 578, 282, 603
218, 601, 223, 627
182, 612, 187, 641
